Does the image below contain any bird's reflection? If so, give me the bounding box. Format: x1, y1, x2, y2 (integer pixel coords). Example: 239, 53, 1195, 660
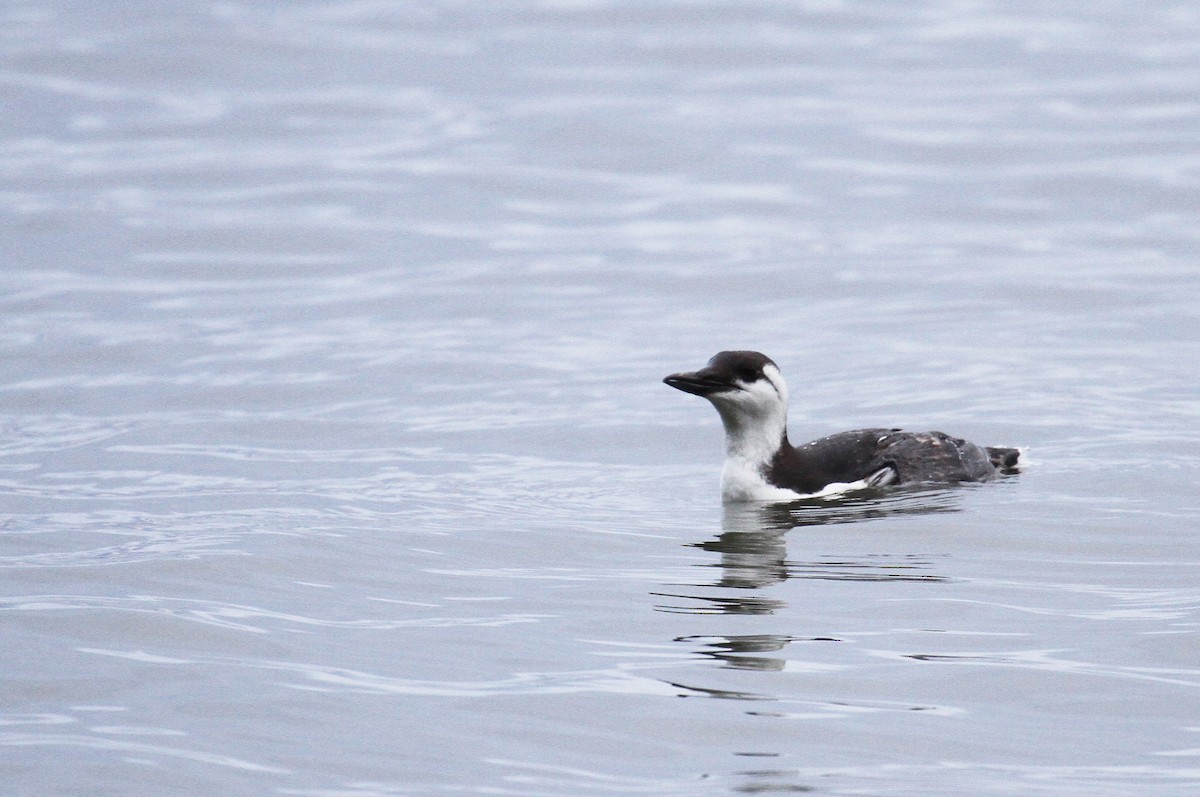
675, 633, 833, 672
653, 487, 962, 616
655, 488, 969, 703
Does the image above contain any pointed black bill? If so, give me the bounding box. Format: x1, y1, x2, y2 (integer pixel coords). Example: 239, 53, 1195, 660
663, 370, 737, 397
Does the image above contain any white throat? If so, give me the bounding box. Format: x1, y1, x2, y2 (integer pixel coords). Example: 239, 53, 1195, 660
707, 364, 799, 502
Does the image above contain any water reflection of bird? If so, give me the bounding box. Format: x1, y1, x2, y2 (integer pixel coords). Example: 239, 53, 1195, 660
654, 493, 967, 710
652, 491, 960, 616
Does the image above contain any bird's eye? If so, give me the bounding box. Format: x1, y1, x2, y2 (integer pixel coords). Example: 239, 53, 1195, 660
739, 368, 760, 382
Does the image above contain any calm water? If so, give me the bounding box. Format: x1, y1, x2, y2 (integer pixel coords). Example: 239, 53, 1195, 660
3, 1, 1200, 795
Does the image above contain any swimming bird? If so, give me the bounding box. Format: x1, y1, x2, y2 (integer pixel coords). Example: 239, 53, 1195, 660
665, 350, 1020, 502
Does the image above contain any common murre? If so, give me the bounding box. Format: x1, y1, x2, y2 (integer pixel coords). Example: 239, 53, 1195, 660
665, 350, 1021, 502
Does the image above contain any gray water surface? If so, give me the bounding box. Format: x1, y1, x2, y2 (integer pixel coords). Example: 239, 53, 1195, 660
3, 2, 1200, 795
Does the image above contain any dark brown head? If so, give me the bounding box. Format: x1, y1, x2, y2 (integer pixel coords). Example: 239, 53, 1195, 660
663, 350, 779, 397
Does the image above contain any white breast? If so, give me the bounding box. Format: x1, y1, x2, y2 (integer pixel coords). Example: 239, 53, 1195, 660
720, 458, 805, 502
720, 458, 877, 503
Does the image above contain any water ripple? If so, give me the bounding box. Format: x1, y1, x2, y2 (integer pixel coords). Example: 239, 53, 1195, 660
877, 647, 1200, 689
919, 581, 1200, 621
0, 416, 137, 455
472, 759, 1200, 797
2, 595, 546, 634
0, 732, 287, 774
0, 534, 244, 568
80, 647, 685, 699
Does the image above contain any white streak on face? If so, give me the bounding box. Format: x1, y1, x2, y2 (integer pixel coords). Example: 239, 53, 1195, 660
707, 364, 788, 448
